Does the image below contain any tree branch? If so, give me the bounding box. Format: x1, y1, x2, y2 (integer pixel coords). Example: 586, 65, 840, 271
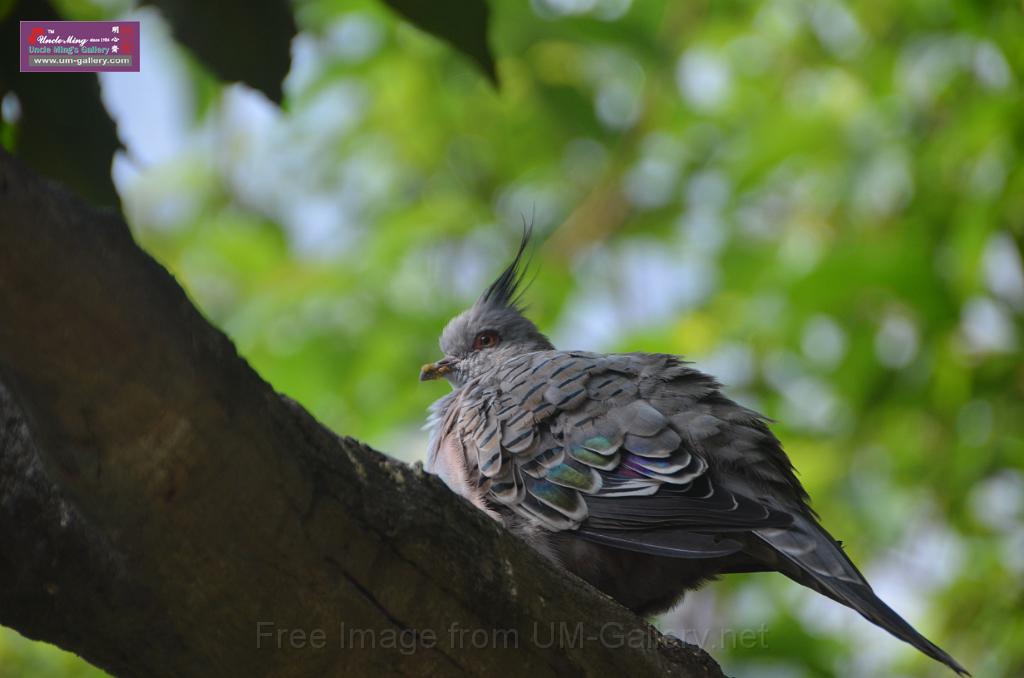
0, 149, 725, 677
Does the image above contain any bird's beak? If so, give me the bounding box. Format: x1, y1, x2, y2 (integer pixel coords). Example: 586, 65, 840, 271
420, 357, 458, 382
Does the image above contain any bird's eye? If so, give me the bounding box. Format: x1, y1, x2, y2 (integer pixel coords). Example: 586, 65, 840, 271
473, 330, 501, 351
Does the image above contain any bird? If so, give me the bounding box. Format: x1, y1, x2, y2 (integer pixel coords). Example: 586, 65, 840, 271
420, 229, 968, 675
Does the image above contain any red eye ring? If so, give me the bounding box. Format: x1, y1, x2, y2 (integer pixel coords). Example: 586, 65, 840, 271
473, 330, 501, 351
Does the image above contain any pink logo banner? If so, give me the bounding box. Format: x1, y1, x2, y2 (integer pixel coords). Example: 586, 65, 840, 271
20, 20, 140, 73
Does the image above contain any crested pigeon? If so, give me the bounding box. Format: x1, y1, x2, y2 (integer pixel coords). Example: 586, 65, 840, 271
421, 230, 967, 675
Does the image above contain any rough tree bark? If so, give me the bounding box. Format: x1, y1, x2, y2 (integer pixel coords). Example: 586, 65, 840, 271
0, 150, 727, 677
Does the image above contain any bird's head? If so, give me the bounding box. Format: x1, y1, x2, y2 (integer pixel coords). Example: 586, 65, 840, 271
421, 230, 554, 388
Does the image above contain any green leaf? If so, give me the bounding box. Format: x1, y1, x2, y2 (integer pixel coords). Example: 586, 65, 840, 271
142, 0, 295, 102
382, 0, 496, 84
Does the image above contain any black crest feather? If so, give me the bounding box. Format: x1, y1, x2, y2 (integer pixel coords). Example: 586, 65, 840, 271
479, 226, 533, 312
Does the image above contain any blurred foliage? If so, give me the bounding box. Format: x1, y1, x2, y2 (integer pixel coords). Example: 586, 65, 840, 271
381, 0, 496, 82
0, 630, 107, 678
3, 0, 1024, 676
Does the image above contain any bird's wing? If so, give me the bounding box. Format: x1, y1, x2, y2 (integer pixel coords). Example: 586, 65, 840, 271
454, 350, 793, 557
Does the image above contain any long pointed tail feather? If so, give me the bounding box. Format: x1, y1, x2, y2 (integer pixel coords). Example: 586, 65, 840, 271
754, 515, 969, 676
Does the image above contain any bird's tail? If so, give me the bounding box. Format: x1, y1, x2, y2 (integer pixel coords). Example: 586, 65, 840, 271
753, 515, 969, 676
